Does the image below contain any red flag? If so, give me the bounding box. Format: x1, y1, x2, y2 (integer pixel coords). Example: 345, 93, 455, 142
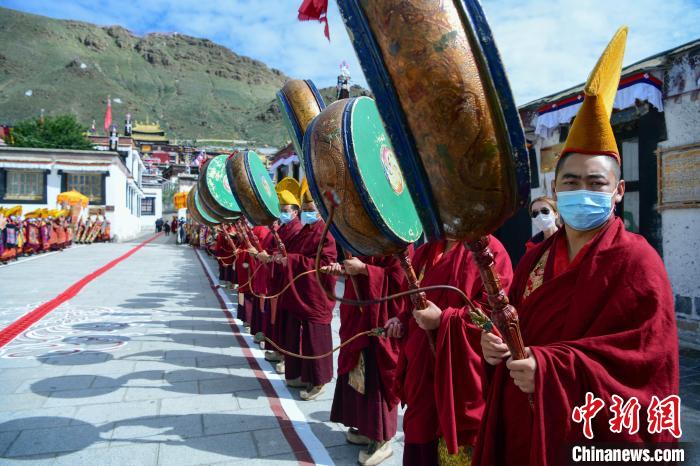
298, 0, 329, 41
103, 96, 112, 133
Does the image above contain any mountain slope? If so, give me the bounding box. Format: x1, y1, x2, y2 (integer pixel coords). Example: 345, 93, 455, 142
0, 7, 365, 146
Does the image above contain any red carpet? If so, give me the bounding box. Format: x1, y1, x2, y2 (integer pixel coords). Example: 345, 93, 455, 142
0, 233, 163, 348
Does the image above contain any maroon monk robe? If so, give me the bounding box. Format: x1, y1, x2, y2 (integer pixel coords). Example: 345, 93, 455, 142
473, 218, 679, 466
265, 217, 303, 347
212, 230, 235, 282
330, 254, 407, 442
280, 219, 337, 385
236, 226, 268, 326
250, 226, 274, 336
394, 238, 513, 457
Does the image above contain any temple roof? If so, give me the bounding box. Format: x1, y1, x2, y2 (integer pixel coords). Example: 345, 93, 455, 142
132, 121, 166, 134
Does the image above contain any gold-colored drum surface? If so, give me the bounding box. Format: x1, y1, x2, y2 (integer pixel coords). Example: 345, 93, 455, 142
338, 0, 529, 240
304, 98, 423, 257
277, 79, 325, 160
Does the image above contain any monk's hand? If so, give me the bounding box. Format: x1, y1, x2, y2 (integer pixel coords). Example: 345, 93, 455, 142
384, 317, 404, 338
342, 257, 367, 276
273, 254, 287, 267
257, 251, 271, 263
481, 331, 511, 365
321, 262, 345, 276
505, 347, 537, 394
247, 247, 258, 255
412, 300, 442, 331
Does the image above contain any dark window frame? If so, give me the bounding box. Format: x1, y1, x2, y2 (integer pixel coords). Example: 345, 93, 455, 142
60, 171, 108, 205
0, 168, 48, 204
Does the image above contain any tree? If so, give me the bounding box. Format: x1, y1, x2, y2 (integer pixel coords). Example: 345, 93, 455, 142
10, 115, 94, 150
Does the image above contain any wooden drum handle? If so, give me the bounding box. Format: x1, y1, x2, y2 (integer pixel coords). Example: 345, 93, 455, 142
466, 236, 527, 361
396, 249, 436, 355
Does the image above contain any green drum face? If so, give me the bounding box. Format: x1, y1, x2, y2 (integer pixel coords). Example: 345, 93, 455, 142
303, 97, 423, 257
226, 150, 280, 226
244, 151, 281, 219
194, 188, 220, 226
205, 155, 241, 216
348, 97, 422, 244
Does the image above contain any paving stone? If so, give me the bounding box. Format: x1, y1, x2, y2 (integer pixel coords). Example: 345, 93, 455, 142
252, 427, 295, 457
51, 443, 160, 466
123, 381, 198, 401
234, 389, 270, 410
4, 423, 108, 457
41, 388, 127, 408
0, 430, 20, 456
156, 431, 257, 465
0, 408, 76, 432
72, 399, 159, 425
109, 414, 204, 443
202, 408, 277, 436
160, 394, 239, 416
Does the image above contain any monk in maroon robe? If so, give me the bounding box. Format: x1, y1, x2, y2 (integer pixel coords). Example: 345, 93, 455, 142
396, 238, 512, 465
264, 212, 303, 369
212, 227, 236, 286
248, 225, 273, 337
475, 153, 679, 466
236, 223, 267, 328
327, 254, 407, 465
275, 193, 337, 400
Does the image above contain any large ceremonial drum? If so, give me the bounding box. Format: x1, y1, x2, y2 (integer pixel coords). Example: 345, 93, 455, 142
277, 79, 326, 161
198, 154, 242, 222
187, 187, 219, 227
303, 96, 423, 257
337, 0, 530, 240
225, 151, 281, 226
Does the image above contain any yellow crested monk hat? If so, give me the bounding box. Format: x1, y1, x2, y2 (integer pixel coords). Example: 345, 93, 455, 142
299, 177, 314, 204
561, 26, 628, 164
275, 176, 301, 207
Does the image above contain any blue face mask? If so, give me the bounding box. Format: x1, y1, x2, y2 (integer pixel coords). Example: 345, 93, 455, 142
557, 189, 615, 231
300, 211, 319, 226
279, 212, 294, 225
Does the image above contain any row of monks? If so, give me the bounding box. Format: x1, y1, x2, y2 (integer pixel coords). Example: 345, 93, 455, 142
187, 162, 678, 466
0, 207, 110, 263
185, 29, 678, 466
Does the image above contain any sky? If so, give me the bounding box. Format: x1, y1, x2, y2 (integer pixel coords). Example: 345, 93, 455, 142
1, 0, 699, 105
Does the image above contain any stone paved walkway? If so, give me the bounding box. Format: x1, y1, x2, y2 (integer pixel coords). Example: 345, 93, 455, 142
0, 234, 404, 465
0, 234, 697, 465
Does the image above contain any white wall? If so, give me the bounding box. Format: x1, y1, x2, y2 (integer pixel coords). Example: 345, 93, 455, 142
658, 92, 700, 347
140, 186, 163, 229
104, 165, 142, 242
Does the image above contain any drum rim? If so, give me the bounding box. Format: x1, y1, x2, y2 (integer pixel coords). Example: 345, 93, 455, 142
457, 0, 530, 205
194, 188, 220, 226
202, 154, 242, 218
276, 79, 326, 161
199, 163, 238, 222
337, 0, 442, 239
342, 96, 422, 247
304, 79, 326, 112
187, 188, 210, 227
302, 116, 365, 257
243, 150, 281, 222
225, 152, 256, 226
337, 0, 530, 239
276, 91, 303, 157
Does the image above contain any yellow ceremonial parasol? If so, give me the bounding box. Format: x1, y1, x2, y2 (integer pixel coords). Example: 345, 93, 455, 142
57, 190, 89, 208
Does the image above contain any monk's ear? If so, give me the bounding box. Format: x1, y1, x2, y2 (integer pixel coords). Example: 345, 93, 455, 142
614, 179, 625, 205
551, 178, 557, 201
